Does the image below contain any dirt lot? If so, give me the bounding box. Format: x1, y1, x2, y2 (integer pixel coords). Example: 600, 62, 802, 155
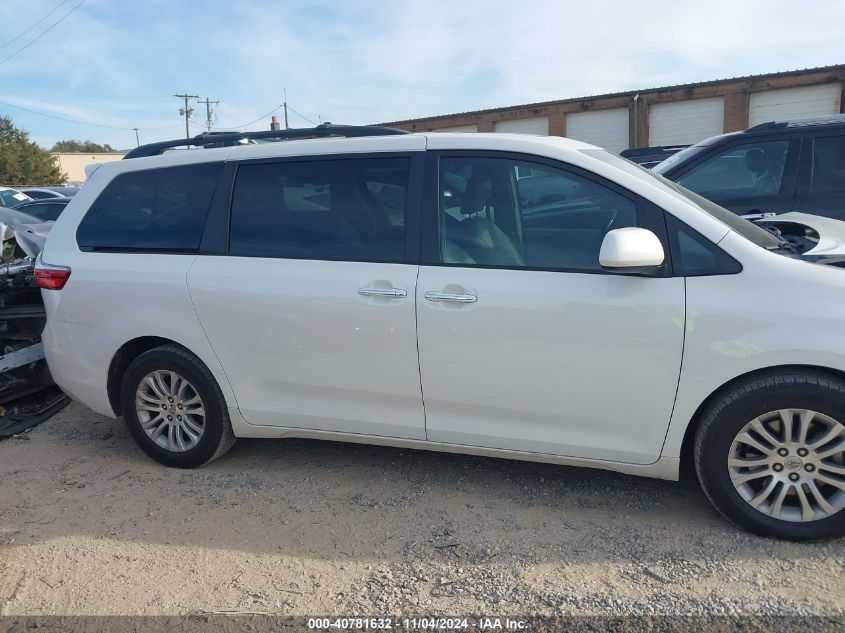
1, 401, 844, 620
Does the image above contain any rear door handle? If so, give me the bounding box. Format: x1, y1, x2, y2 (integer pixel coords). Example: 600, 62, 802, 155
358, 287, 407, 298
424, 291, 477, 303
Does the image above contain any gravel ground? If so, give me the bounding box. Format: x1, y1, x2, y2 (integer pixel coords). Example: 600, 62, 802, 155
0, 401, 844, 622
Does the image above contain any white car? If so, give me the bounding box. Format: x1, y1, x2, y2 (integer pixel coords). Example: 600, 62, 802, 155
0, 186, 33, 208
36, 126, 845, 540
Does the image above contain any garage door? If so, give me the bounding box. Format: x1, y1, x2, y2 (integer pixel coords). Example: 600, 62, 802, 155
565, 109, 629, 154
749, 84, 842, 127
494, 117, 549, 135
649, 98, 724, 146
431, 124, 478, 133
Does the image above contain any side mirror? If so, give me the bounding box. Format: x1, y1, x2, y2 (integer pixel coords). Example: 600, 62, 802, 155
599, 227, 665, 272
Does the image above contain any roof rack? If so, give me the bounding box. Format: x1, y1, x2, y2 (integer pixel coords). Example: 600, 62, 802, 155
746, 113, 845, 132
123, 123, 409, 159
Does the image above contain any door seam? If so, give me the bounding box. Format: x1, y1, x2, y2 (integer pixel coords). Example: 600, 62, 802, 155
184, 256, 242, 409
413, 265, 429, 440
657, 276, 687, 459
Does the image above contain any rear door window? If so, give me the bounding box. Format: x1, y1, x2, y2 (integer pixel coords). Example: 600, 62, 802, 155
811, 135, 845, 193
229, 157, 410, 262
77, 163, 222, 251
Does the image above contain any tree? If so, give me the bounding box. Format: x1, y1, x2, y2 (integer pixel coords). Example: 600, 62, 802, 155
0, 116, 66, 186
51, 139, 115, 153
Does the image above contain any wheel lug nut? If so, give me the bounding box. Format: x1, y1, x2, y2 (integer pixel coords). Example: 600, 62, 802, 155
777, 448, 789, 457
773, 464, 784, 472
789, 473, 800, 481
161, 404, 167, 409
797, 448, 808, 457
168, 397, 174, 403
177, 415, 182, 421
167, 415, 173, 421
804, 464, 815, 472
177, 404, 182, 409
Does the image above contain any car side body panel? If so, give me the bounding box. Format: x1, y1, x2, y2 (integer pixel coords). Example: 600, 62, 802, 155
662, 229, 845, 457
40, 253, 237, 418
37, 132, 845, 483
187, 257, 426, 439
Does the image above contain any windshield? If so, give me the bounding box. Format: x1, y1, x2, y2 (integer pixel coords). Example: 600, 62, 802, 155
581, 148, 781, 250
0, 189, 32, 208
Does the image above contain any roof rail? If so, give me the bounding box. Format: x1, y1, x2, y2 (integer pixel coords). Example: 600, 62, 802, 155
746, 113, 845, 132
123, 123, 409, 159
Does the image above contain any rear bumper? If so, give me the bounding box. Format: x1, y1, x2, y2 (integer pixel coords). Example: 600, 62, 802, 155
42, 319, 116, 417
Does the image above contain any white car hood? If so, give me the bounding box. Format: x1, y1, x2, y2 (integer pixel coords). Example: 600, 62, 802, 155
763, 212, 845, 257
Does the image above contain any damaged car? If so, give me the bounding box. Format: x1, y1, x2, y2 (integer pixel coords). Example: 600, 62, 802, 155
0, 208, 67, 436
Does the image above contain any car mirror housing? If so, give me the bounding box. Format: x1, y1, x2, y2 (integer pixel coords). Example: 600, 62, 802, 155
599, 227, 665, 271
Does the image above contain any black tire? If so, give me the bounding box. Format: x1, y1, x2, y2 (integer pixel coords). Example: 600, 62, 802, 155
120, 344, 236, 468
694, 370, 845, 540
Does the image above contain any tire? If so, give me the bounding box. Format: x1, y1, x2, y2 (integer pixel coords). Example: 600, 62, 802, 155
120, 344, 236, 468
694, 370, 845, 540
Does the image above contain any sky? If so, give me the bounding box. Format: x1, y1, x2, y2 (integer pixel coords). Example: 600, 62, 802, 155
0, 0, 843, 150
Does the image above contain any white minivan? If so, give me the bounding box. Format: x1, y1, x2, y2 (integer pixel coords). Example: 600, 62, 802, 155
36, 125, 845, 539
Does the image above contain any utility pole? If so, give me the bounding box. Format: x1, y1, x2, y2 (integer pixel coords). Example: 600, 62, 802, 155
132, 127, 140, 147
174, 93, 198, 141
283, 88, 289, 129
197, 97, 219, 133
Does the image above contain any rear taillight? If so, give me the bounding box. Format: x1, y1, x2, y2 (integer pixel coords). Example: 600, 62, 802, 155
34, 264, 71, 290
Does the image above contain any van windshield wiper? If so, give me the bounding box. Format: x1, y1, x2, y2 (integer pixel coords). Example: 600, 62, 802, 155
759, 223, 800, 254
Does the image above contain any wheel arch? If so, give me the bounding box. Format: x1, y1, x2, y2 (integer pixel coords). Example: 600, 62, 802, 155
678, 363, 845, 469
107, 337, 191, 416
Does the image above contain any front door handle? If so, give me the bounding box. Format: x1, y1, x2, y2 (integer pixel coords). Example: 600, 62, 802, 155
358, 287, 407, 298
424, 291, 477, 303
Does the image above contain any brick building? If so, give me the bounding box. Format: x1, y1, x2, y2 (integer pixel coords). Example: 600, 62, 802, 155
384, 65, 845, 153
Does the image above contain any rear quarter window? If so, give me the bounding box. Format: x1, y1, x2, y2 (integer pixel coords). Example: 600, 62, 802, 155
76, 162, 223, 251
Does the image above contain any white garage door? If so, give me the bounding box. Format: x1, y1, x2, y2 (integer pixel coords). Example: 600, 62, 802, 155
431, 124, 478, 133
649, 98, 724, 146
565, 108, 629, 154
749, 84, 842, 127
494, 117, 549, 135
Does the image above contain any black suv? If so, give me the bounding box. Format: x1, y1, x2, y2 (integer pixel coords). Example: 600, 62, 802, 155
653, 114, 845, 220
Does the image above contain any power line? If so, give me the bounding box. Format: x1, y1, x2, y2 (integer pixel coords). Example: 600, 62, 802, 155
287, 105, 318, 126
0, 0, 88, 66
0, 0, 70, 51
231, 104, 283, 129
0, 97, 182, 131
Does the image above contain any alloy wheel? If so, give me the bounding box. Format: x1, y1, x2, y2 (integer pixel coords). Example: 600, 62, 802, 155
728, 409, 845, 522
135, 370, 206, 452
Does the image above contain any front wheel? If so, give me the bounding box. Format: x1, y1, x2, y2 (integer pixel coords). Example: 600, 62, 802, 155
120, 344, 236, 468
694, 371, 845, 540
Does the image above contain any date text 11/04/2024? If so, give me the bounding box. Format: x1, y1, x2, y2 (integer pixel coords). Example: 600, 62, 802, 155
307, 617, 528, 630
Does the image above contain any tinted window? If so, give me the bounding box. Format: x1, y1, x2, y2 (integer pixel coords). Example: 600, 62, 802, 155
665, 215, 741, 276
676, 140, 790, 199
77, 163, 222, 251
19, 201, 66, 221
24, 190, 55, 200
440, 157, 637, 271
812, 136, 845, 193
229, 157, 409, 261
0, 190, 30, 207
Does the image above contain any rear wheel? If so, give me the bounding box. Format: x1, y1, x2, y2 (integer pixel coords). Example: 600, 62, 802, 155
120, 345, 235, 468
694, 371, 845, 540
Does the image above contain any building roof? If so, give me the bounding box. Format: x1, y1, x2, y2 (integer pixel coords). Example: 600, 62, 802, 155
382, 64, 845, 126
